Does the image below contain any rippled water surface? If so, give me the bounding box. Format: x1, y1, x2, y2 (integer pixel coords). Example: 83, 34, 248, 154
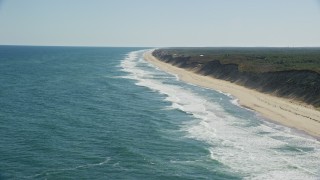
0, 46, 319, 179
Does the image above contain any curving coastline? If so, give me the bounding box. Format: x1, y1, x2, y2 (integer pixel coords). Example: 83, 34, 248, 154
144, 50, 320, 138
152, 48, 320, 108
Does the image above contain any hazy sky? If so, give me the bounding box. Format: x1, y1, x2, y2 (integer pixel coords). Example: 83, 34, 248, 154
0, 0, 319, 47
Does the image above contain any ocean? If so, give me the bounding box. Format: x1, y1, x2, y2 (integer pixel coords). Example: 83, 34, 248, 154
0, 46, 319, 179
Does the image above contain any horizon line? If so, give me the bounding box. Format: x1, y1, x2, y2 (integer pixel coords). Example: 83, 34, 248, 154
1, 44, 320, 48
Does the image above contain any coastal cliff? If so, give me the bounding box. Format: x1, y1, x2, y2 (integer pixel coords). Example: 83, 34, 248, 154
152, 49, 320, 108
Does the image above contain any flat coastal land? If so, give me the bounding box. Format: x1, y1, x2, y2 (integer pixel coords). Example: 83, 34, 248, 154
144, 50, 320, 138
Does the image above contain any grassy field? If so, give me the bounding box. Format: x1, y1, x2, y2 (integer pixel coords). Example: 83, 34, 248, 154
158, 47, 320, 73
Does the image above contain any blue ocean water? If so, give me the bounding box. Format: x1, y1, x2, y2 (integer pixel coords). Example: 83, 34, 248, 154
0, 46, 320, 179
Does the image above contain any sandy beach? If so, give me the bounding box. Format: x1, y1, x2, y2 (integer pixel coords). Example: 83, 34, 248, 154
144, 50, 320, 138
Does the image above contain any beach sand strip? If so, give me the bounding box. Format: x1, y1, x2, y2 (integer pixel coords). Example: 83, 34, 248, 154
144, 50, 320, 138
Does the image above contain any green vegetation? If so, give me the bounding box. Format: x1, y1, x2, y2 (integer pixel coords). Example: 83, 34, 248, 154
154, 48, 320, 108
159, 47, 320, 73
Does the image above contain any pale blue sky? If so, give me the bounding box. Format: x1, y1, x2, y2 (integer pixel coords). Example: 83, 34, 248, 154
0, 0, 319, 47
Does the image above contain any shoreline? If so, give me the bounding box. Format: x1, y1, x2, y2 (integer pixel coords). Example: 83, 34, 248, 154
143, 50, 320, 139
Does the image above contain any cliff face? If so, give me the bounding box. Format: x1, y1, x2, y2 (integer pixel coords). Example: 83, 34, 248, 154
152, 49, 320, 108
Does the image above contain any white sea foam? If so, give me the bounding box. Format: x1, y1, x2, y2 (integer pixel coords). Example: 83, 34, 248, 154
121, 50, 320, 179
230, 98, 240, 106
